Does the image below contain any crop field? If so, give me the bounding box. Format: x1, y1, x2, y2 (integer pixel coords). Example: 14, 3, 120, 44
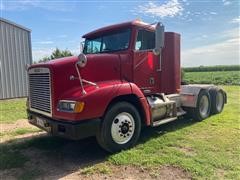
184, 71, 240, 85
0, 86, 239, 179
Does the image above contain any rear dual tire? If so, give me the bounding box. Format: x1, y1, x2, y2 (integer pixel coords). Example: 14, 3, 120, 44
187, 88, 225, 121
209, 88, 225, 114
191, 90, 211, 121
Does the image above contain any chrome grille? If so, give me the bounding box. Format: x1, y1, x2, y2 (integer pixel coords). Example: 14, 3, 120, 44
28, 68, 51, 116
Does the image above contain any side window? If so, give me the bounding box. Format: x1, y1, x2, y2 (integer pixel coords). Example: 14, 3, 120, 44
135, 29, 155, 51
85, 38, 101, 53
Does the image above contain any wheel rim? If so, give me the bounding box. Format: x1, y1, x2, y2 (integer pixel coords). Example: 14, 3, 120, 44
199, 95, 209, 118
216, 91, 224, 112
111, 112, 135, 145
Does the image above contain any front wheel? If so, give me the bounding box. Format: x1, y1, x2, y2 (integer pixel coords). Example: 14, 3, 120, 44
96, 102, 141, 153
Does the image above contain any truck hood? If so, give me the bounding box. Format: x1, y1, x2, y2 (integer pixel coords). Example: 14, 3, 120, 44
31, 54, 121, 82
29, 54, 122, 119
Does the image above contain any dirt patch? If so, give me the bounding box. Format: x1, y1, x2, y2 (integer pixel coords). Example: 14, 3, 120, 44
80, 165, 152, 180
0, 132, 192, 180
1, 132, 46, 143
66, 165, 192, 180
214, 169, 226, 179
0, 136, 108, 179
175, 146, 196, 156
0, 119, 192, 180
0, 118, 43, 143
157, 166, 191, 180
0, 119, 32, 132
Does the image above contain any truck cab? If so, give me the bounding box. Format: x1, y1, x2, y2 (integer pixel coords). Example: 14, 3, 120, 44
27, 20, 227, 152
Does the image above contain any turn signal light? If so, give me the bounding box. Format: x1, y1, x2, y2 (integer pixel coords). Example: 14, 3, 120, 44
74, 102, 85, 113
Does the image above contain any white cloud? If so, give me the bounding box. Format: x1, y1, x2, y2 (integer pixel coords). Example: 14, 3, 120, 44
1, 0, 74, 12
32, 47, 80, 62
32, 48, 54, 61
231, 17, 240, 24
210, 12, 217, 15
182, 28, 240, 67
222, 0, 231, 6
137, 0, 184, 18
34, 41, 54, 44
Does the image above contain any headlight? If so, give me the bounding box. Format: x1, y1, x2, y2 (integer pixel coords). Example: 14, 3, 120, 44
58, 100, 85, 113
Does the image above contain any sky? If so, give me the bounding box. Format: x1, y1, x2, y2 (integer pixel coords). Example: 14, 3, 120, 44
0, 0, 239, 67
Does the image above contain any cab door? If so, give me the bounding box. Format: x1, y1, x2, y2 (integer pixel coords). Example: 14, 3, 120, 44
133, 29, 160, 94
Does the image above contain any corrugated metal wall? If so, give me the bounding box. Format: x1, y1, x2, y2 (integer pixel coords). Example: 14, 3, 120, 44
0, 18, 32, 99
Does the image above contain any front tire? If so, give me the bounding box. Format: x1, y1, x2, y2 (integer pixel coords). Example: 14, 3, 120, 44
96, 102, 141, 153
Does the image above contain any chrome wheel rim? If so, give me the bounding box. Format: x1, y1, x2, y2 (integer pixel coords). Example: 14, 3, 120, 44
199, 95, 209, 118
216, 91, 224, 112
111, 112, 135, 144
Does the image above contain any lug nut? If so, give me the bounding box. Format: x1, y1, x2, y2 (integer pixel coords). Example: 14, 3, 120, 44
114, 118, 119, 124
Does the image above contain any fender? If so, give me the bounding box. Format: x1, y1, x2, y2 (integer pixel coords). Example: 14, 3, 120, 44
180, 84, 215, 107
130, 83, 151, 126
54, 80, 151, 125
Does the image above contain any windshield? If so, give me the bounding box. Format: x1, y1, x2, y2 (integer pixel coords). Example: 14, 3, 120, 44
83, 28, 131, 54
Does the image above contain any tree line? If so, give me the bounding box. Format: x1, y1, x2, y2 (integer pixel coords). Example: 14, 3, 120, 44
38, 48, 73, 63
183, 65, 240, 72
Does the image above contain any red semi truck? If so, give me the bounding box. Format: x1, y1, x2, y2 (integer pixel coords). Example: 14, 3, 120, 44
27, 20, 226, 152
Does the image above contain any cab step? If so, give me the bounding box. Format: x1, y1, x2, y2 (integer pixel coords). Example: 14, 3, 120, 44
152, 117, 178, 127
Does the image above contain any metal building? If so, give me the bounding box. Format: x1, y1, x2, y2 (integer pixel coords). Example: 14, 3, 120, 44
0, 18, 32, 99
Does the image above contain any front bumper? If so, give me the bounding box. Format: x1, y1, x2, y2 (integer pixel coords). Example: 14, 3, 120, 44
27, 110, 100, 140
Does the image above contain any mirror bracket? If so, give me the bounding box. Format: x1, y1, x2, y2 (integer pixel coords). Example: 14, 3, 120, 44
154, 22, 165, 71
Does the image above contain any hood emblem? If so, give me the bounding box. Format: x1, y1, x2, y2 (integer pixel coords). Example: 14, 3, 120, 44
34, 68, 41, 73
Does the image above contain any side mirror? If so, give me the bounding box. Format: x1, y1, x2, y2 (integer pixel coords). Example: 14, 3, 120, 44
77, 53, 87, 68
153, 22, 165, 55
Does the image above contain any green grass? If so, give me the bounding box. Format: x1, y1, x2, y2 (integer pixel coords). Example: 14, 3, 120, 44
13, 128, 41, 136
0, 86, 239, 179
0, 147, 29, 170
0, 98, 27, 123
81, 163, 111, 175
0, 128, 41, 138
108, 86, 240, 179
18, 169, 43, 180
184, 71, 240, 85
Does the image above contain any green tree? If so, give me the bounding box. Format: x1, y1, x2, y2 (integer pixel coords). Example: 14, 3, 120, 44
181, 68, 185, 80
38, 48, 73, 63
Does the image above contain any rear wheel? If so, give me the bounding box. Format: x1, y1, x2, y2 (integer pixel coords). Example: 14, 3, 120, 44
190, 90, 211, 121
96, 102, 141, 153
209, 88, 225, 114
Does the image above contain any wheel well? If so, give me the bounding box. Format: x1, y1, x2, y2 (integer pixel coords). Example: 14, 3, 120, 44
104, 94, 146, 125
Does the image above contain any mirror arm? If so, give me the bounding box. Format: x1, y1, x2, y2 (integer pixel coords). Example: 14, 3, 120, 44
75, 62, 86, 95
82, 79, 98, 88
